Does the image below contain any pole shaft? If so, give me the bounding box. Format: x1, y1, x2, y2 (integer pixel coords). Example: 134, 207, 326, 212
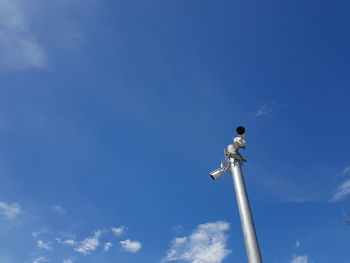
230, 159, 262, 263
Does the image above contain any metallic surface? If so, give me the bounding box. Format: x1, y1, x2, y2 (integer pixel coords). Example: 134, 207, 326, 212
230, 158, 263, 263
209, 168, 224, 180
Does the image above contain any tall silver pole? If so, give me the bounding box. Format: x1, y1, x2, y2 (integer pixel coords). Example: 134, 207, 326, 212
209, 126, 263, 263
229, 158, 262, 263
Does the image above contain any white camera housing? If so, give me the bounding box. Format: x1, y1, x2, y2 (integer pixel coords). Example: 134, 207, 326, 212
234, 135, 246, 149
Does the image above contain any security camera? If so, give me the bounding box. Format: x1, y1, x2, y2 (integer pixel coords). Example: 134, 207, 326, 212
233, 126, 246, 149
209, 126, 247, 180
210, 168, 224, 180
236, 126, 245, 135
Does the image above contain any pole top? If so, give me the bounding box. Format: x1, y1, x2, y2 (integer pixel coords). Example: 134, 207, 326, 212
209, 125, 247, 180
227, 125, 247, 162
236, 126, 245, 135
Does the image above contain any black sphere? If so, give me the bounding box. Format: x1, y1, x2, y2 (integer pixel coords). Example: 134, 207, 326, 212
236, 126, 245, 135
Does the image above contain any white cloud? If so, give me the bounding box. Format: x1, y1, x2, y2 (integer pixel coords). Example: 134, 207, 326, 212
291, 254, 308, 263
62, 239, 77, 246
103, 242, 112, 252
0, 0, 47, 69
62, 259, 73, 263
32, 257, 48, 263
120, 239, 142, 253
330, 179, 350, 202
74, 231, 101, 255
256, 104, 270, 117
0, 201, 21, 219
37, 240, 52, 250
111, 226, 125, 236
52, 205, 66, 215
255, 100, 284, 117
162, 221, 230, 263
295, 240, 300, 248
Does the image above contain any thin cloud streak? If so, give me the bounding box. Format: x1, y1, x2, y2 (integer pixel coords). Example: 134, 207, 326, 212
255, 100, 284, 117
74, 231, 101, 255
256, 104, 271, 117
32, 257, 48, 263
37, 240, 52, 250
0, 0, 47, 69
342, 166, 350, 176
52, 205, 66, 215
330, 179, 350, 202
62, 239, 77, 246
0, 201, 22, 219
56, 238, 77, 246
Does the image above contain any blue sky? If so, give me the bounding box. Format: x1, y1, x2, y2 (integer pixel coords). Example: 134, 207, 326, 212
0, 0, 350, 263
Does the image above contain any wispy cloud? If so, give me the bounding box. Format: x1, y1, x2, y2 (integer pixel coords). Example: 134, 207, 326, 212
31, 224, 141, 259
52, 205, 66, 215
255, 100, 284, 117
295, 240, 300, 248
0, 201, 22, 219
0, 0, 47, 69
162, 221, 230, 263
330, 179, 350, 202
342, 166, 350, 176
120, 239, 142, 253
256, 104, 270, 116
103, 242, 112, 252
32, 257, 49, 263
58, 239, 77, 246
111, 226, 126, 236
37, 240, 52, 250
74, 231, 101, 255
32, 232, 42, 238
291, 254, 309, 263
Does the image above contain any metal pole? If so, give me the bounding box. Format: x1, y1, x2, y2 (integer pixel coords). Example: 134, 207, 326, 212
230, 158, 262, 263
